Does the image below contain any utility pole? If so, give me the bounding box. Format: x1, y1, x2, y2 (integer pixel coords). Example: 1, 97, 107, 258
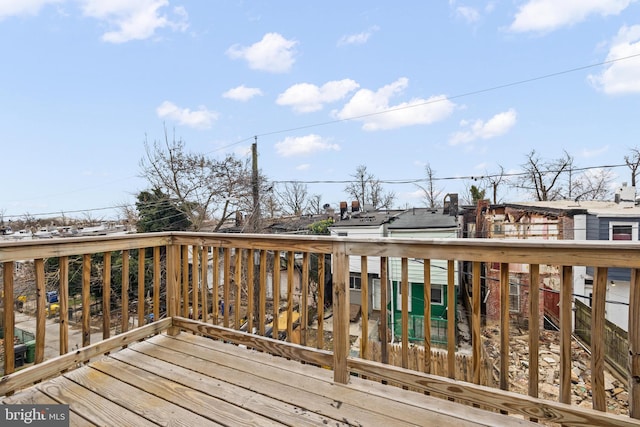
251, 136, 261, 232
251, 136, 261, 329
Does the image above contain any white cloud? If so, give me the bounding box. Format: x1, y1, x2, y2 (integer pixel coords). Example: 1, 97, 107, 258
0, 0, 64, 20
337, 26, 380, 46
227, 32, 298, 73
80, 0, 188, 43
509, 0, 634, 33
456, 6, 480, 23
296, 163, 311, 171
588, 25, 640, 94
333, 78, 455, 131
156, 101, 218, 129
222, 85, 264, 101
449, 109, 517, 146
277, 79, 360, 113
274, 134, 340, 157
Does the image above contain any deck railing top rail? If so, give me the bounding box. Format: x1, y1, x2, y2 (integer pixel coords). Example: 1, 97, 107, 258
2, 231, 640, 426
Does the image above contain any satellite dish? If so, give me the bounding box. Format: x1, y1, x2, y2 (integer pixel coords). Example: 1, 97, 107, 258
323, 203, 331, 209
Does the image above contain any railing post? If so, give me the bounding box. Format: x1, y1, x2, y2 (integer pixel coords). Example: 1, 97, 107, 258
101, 253, 110, 341
499, 262, 510, 392
591, 267, 607, 411
3, 262, 15, 376
166, 243, 180, 336
472, 261, 481, 384
380, 257, 388, 365
82, 254, 91, 347
60, 256, 70, 354
333, 241, 350, 384
559, 265, 573, 404
528, 264, 540, 399
629, 268, 640, 419
34, 259, 46, 364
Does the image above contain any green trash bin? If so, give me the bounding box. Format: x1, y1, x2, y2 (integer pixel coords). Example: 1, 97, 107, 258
25, 340, 36, 363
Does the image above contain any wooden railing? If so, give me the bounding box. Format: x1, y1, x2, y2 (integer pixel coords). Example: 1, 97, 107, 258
2, 232, 640, 426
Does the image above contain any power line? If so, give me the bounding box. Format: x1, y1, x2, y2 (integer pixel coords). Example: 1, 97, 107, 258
191, 53, 640, 155
6, 54, 640, 219
244, 53, 640, 141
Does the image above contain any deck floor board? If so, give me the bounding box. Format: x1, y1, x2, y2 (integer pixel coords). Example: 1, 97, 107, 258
1, 333, 538, 427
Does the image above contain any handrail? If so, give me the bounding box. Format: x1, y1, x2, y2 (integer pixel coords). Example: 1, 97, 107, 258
2, 232, 640, 424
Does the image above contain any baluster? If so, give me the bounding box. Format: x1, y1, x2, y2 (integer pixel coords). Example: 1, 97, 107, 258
592, 266, 607, 411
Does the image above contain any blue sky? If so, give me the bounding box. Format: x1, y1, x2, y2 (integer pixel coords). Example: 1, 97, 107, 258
1, 1, 640, 221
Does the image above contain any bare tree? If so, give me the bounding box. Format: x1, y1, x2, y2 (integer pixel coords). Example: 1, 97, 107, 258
306, 194, 323, 215
571, 168, 614, 201
139, 127, 259, 231
344, 165, 395, 210
118, 201, 139, 229
625, 147, 640, 187
516, 150, 572, 201
276, 182, 308, 215
81, 211, 104, 226
416, 163, 443, 208
484, 165, 507, 204
262, 194, 280, 219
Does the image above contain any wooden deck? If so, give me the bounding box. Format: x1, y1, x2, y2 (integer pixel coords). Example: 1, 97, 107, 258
1, 332, 538, 427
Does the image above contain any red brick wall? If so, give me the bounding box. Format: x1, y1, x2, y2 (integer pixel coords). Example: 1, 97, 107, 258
484, 266, 545, 329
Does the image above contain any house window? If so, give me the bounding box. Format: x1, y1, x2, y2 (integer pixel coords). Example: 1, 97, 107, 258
509, 282, 520, 313
349, 274, 361, 290
430, 284, 443, 305
610, 222, 638, 241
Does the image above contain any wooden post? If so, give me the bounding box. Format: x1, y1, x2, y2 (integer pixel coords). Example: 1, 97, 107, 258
181, 245, 189, 318
193, 245, 200, 322
82, 254, 91, 348
592, 266, 607, 412
138, 248, 146, 329
121, 250, 129, 334
301, 252, 309, 346
153, 247, 160, 323
34, 259, 46, 364
101, 253, 110, 341
212, 247, 220, 325
3, 262, 15, 375
234, 249, 242, 329
447, 259, 456, 379
247, 249, 254, 333
528, 264, 540, 398
166, 244, 180, 336
559, 265, 573, 404
360, 256, 369, 360
423, 259, 431, 375
629, 268, 640, 419
259, 250, 267, 335
401, 257, 409, 369
60, 256, 70, 354
380, 257, 388, 365
500, 263, 509, 391
201, 246, 209, 324
273, 251, 280, 339
287, 251, 294, 342
333, 242, 350, 384
223, 248, 230, 328
317, 255, 325, 349
472, 261, 481, 384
